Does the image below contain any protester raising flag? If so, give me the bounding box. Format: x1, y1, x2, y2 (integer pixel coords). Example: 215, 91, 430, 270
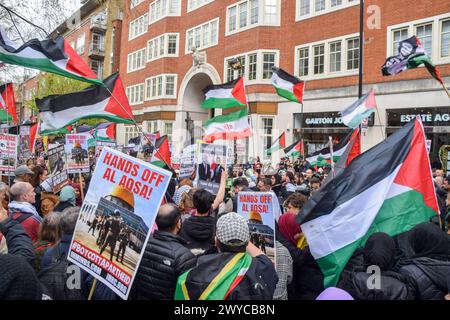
0, 83, 17, 123
267, 132, 286, 155
37, 73, 134, 135
340, 89, 376, 129
0, 27, 103, 86
203, 108, 252, 143
151, 135, 172, 168
297, 118, 439, 287
92, 122, 116, 141
271, 67, 305, 103
284, 139, 305, 158
306, 131, 354, 166
201, 77, 247, 109
382, 36, 445, 86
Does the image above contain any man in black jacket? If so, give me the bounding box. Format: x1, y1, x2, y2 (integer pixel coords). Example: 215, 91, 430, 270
131, 204, 197, 300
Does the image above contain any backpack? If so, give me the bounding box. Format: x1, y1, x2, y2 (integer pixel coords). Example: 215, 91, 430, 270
37, 246, 85, 300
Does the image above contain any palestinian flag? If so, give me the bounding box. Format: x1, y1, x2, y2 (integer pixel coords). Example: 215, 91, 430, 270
203, 108, 252, 143
37, 73, 134, 135
271, 67, 305, 103
340, 89, 376, 129
284, 139, 304, 158
0, 27, 103, 86
382, 36, 444, 84
175, 252, 252, 300
297, 118, 439, 287
92, 122, 116, 141
151, 135, 171, 168
267, 132, 286, 155
201, 77, 247, 109
30, 122, 39, 153
306, 131, 353, 166
0, 83, 17, 123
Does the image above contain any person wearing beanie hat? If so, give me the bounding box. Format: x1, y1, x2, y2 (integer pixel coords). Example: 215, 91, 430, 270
53, 185, 76, 212
174, 212, 278, 300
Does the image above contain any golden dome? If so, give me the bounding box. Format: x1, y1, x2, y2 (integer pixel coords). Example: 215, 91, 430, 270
249, 211, 262, 223
74, 143, 81, 148
111, 185, 135, 208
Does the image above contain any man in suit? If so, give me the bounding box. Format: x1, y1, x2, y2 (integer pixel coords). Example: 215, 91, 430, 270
198, 153, 211, 181
212, 156, 223, 183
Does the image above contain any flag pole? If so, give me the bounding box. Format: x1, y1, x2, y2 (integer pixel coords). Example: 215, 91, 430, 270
104, 87, 173, 171
329, 136, 335, 178
441, 82, 450, 99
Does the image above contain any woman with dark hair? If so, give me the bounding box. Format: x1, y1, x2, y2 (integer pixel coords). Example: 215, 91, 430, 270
399, 222, 450, 300
271, 174, 283, 198
33, 212, 62, 272
31, 165, 49, 217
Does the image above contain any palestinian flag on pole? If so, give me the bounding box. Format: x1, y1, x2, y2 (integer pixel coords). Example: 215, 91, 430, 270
297, 118, 439, 287
37, 73, 134, 135
284, 139, 304, 158
30, 122, 39, 153
306, 131, 354, 166
267, 132, 286, 155
340, 89, 376, 129
0, 83, 17, 123
92, 122, 116, 141
382, 36, 444, 85
203, 108, 252, 143
0, 27, 103, 86
271, 67, 305, 103
151, 135, 171, 168
201, 77, 247, 109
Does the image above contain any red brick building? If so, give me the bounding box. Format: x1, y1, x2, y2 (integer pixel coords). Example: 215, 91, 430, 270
117, 0, 450, 169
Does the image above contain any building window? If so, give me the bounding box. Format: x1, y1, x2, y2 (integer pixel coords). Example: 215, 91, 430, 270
91, 32, 104, 51
298, 47, 309, 76
262, 53, 275, 79
415, 23, 433, 56
441, 19, 450, 58
347, 38, 359, 70
329, 41, 342, 72
261, 117, 273, 158
147, 121, 159, 134
147, 34, 179, 61
188, 0, 215, 12
145, 74, 177, 100
126, 83, 145, 105
299, 0, 310, 16
149, 0, 181, 24
248, 53, 257, 80
76, 34, 85, 55
127, 48, 146, 72
91, 60, 104, 79
129, 13, 148, 40
392, 28, 409, 55
164, 122, 173, 144
313, 44, 325, 74
227, 0, 279, 35
330, 0, 342, 7
314, 0, 325, 12
186, 19, 219, 53
125, 125, 139, 144
131, 0, 145, 8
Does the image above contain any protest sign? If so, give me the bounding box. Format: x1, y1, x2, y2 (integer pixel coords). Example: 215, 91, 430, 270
18, 126, 31, 164
0, 134, 18, 176
68, 147, 172, 300
96, 140, 117, 160
65, 133, 91, 174
179, 144, 196, 179
196, 143, 227, 194
47, 144, 69, 193
140, 133, 157, 161
237, 192, 276, 263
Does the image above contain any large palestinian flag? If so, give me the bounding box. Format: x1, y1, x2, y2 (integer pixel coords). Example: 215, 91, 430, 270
297, 118, 439, 287
284, 139, 304, 158
151, 135, 171, 168
382, 36, 444, 85
271, 67, 305, 103
0, 27, 103, 86
37, 73, 134, 135
0, 83, 17, 123
267, 132, 286, 155
306, 131, 354, 166
203, 108, 252, 143
201, 78, 247, 109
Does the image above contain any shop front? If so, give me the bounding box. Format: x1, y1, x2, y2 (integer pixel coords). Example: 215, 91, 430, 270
386, 107, 450, 173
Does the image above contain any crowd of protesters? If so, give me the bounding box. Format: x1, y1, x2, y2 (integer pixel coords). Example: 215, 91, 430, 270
0, 153, 449, 301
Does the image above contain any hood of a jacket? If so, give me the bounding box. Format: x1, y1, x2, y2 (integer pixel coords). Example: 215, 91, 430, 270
182, 215, 215, 241
352, 271, 410, 300
411, 257, 450, 291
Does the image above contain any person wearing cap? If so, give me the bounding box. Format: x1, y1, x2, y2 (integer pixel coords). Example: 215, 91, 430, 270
13, 165, 34, 184
131, 204, 196, 300
174, 212, 278, 300
53, 185, 77, 212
